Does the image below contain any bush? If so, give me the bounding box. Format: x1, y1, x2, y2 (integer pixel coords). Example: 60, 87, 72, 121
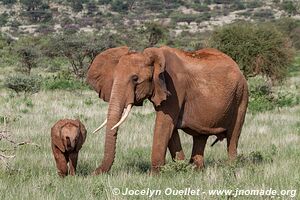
111, 0, 129, 12
42, 71, 88, 90
170, 12, 210, 24
0, 0, 17, 5
248, 77, 274, 113
208, 22, 294, 81
281, 0, 298, 16
248, 76, 300, 113
0, 13, 9, 26
274, 18, 300, 50
4, 74, 41, 94
252, 9, 274, 20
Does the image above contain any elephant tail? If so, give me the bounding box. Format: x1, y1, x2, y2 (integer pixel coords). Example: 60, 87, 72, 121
210, 132, 227, 147
211, 138, 219, 147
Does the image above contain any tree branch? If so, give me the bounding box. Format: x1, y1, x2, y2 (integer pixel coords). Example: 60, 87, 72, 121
0, 129, 41, 169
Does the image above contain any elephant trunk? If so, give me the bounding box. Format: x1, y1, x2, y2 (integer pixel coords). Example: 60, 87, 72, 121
96, 82, 131, 173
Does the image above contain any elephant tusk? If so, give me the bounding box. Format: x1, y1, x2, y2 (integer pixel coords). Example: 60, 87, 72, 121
111, 104, 132, 130
92, 119, 107, 134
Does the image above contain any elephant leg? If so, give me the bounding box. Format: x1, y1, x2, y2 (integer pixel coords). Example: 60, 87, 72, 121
189, 135, 208, 169
227, 90, 248, 161
52, 146, 68, 177
151, 111, 176, 174
69, 152, 78, 176
168, 129, 185, 161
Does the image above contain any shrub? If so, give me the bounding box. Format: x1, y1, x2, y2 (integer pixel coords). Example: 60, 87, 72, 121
71, 0, 84, 12
0, 12, 9, 26
252, 9, 274, 20
42, 71, 88, 90
248, 77, 274, 113
281, 0, 298, 16
161, 160, 194, 174
274, 18, 300, 50
0, 0, 17, 5
140, 22, 169, 47
208, 22, 294, 81
248, 76, 300, 113
4, 74, 41, 94
111, 0, 129, 12
170, 12, 210, 24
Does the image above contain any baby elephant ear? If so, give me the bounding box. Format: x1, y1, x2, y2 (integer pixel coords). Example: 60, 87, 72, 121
86, 46, 130, 102
143, 47, 170, 107
75, 120, 87, 152
51, 120, 65, 152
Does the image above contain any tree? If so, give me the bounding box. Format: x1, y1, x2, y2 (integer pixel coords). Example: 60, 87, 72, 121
20, 0, 52, 23
14, 37, 40, 75
71, 0, 84, 12
48, 32, 121, 80
0, 0, 17, 5
139, 23, 168, 47
208, 22, 294, 81
87, 1, 98, 15
281, 1, 298, 16
111, 0, 129, 12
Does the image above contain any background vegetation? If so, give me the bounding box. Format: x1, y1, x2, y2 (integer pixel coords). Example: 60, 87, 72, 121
1, 0, 300, 199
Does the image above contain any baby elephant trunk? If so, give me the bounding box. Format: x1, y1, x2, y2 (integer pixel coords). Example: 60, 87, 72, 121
65, 136, 75, 151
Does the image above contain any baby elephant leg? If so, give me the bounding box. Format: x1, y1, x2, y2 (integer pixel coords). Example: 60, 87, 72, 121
69, 152, 78, 176
52, 146, 68, 177
190, 135, 208, 169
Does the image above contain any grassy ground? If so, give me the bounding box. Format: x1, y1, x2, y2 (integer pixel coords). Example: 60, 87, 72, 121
0, 67, 300, 199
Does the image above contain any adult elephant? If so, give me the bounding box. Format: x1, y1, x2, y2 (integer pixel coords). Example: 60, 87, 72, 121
87, 46, 248, 175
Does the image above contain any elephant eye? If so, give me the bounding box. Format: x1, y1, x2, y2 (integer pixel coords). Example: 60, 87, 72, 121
132, 75, 139, 83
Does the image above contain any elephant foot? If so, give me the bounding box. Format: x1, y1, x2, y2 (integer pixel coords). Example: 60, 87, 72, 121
149, 166, 161, 176
190, 155, 205, 170
91, 168, 105, 176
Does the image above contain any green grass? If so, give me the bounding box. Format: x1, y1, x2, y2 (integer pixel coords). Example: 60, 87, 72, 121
0, 65, 300, 199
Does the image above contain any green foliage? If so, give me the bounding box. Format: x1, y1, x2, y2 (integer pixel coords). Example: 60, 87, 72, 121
141, 22, 169, 47
0, 12, 9, 26
161, 160, 195, 174
208, 22, 294, 81
281, 0, 298, 16
111, 0, 129, 12
245, 0, 263, 9
71, 0, 84, 12
0, 0, 16, 5
87, 1, 98, 15
274, 18, 300, 50
248, 76, 300, 113
248, 76, 274, 113
42, 70, 88, 90
13, 37, 40, 75
20, 0, 52, 23
47, 32, 121, 79
4, 74, 41, 94
170, 12, 211, 24
252, 9, 274, 20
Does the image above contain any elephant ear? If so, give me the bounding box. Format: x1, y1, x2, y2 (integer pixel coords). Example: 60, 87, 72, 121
51, 120, 65, 152
86, 46, 130, 102
144, 47, 170, 106
75, 119, 87, 152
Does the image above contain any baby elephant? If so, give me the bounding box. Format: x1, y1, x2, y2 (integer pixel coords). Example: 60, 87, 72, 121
51, 119, 87, 177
